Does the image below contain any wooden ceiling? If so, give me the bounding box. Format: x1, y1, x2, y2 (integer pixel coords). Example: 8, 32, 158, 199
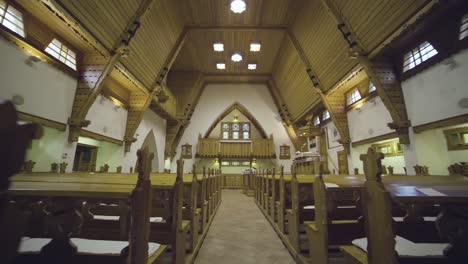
15, 0, 437, 126
172, 29, 286, 74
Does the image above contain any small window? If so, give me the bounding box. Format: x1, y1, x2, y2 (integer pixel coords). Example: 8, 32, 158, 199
322, 110, 330, 121
369, 82, 376, 93
221, 122, 250, 140
0, 1, 25, 37
313, 116, 320, 126
444, 127, 468, 151
221, 161, 229, 166
403, 41, 438, 72
460, 13, 468, 40
346, 88, 362, 106
45, 38, 77, 70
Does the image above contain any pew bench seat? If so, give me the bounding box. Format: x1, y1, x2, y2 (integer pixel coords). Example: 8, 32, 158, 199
17, 237, 167, 263
341, 236, 448, 264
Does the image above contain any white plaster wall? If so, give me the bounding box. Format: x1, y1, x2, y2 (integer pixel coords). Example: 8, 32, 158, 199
85, 95, 128, 140
323, 122, 344, 174
0, 38, 76, 123
351, 142, 406, 175
26, 127, 69, 172
412, 123, 468, 175
402, 49, 468, 126
347, 97, 394, 142
171, 83, 295, 173
122, 109, 167, 173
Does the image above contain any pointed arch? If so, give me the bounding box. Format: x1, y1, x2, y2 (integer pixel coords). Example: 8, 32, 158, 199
138, 129, 159, 172
203, 102, 268, 139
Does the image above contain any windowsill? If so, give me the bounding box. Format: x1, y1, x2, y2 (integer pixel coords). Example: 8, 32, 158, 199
0, 26, 78, 78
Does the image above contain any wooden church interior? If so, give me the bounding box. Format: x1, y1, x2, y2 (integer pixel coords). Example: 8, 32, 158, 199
1, 0, 468, 263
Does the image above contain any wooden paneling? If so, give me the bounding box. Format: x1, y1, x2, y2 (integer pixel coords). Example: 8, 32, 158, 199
291, 0, 357, 90
57, 0, 140, 50
179, 0, 296, 26
332, 0, 429, 52
172, 30, 286, 74
272, 37, 321, 120
121, 0, 185, 88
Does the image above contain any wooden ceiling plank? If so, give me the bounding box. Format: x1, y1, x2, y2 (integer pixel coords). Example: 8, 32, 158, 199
320, 0, 414, 144
66, 0, 157, 142
123, 29, 188, 152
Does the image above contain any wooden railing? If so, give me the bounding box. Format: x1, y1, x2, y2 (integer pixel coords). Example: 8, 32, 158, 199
196, 138, 276, 158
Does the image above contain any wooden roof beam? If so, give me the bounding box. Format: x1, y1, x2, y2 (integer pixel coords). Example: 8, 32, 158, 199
286, 32, 351, 150
320, 0, 413, 144
186, 25, 288, 31
58, 0, 156, 142
267, 78, 303, 151
124, 29, 188, 152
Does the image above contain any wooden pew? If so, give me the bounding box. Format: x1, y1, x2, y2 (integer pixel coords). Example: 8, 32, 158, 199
341, 148, 468, 264
0, 100, 43, 263
11, 170, 188, 264
303, 166, 364, 264
9, 147, 168, 264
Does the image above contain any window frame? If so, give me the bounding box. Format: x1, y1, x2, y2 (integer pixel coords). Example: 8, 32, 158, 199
220, 160, 250, 167
0, 1, 25, 38
444, 127, 468, 151
221, 122, 251, 140
44, 38, 77, 71
402, 41, 438, 73
322, 110, 330, 121
346, 88, 362, 107
459, 13, 468, 41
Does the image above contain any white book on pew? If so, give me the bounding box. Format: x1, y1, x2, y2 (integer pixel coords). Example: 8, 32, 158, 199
416, 188, 447, 197
19, 237, 161, 256
352, 236, 448, 257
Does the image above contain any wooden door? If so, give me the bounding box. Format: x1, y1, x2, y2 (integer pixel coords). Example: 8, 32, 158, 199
337, 151, 349, 175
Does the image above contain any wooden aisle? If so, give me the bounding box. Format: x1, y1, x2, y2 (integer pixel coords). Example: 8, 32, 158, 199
195, 190, 295, 264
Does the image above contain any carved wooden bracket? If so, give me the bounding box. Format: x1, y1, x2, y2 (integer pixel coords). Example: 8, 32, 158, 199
124, 136, 137, 153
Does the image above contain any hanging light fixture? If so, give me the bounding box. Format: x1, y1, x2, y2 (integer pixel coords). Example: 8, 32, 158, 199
230, 0, 246, 14
231, 53, 243, 62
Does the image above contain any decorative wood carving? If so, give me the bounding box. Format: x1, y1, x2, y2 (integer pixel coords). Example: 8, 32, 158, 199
279, 145, 291, 160
181, 143, 192, 159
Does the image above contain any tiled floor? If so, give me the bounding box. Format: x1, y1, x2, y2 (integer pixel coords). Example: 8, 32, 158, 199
194, 189, 295, 264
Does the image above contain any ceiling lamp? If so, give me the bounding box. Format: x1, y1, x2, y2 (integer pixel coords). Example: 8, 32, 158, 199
231, 53, 243, 62
216, 63, 226, 70
248, 63, 257, 70
230, 0, 246, 14
250, 42, 261, 52
213, 42, 224, 52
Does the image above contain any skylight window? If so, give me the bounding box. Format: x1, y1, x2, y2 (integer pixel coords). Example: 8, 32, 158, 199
460, 13, 468, 40
369, 82, 376, 93
231, 53, 242, 62
230, 0, 246, 14
216, 63, 226, 70
346, 88, 361, 106
250, 42, 261, 52
322, 110, 330, 121
403, 41, 438, 72
213, 42, 224, 52
313, 116, 320, 126
247, 63, 256, 70
45, 38, 77, 70
0, 1, 25, 37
